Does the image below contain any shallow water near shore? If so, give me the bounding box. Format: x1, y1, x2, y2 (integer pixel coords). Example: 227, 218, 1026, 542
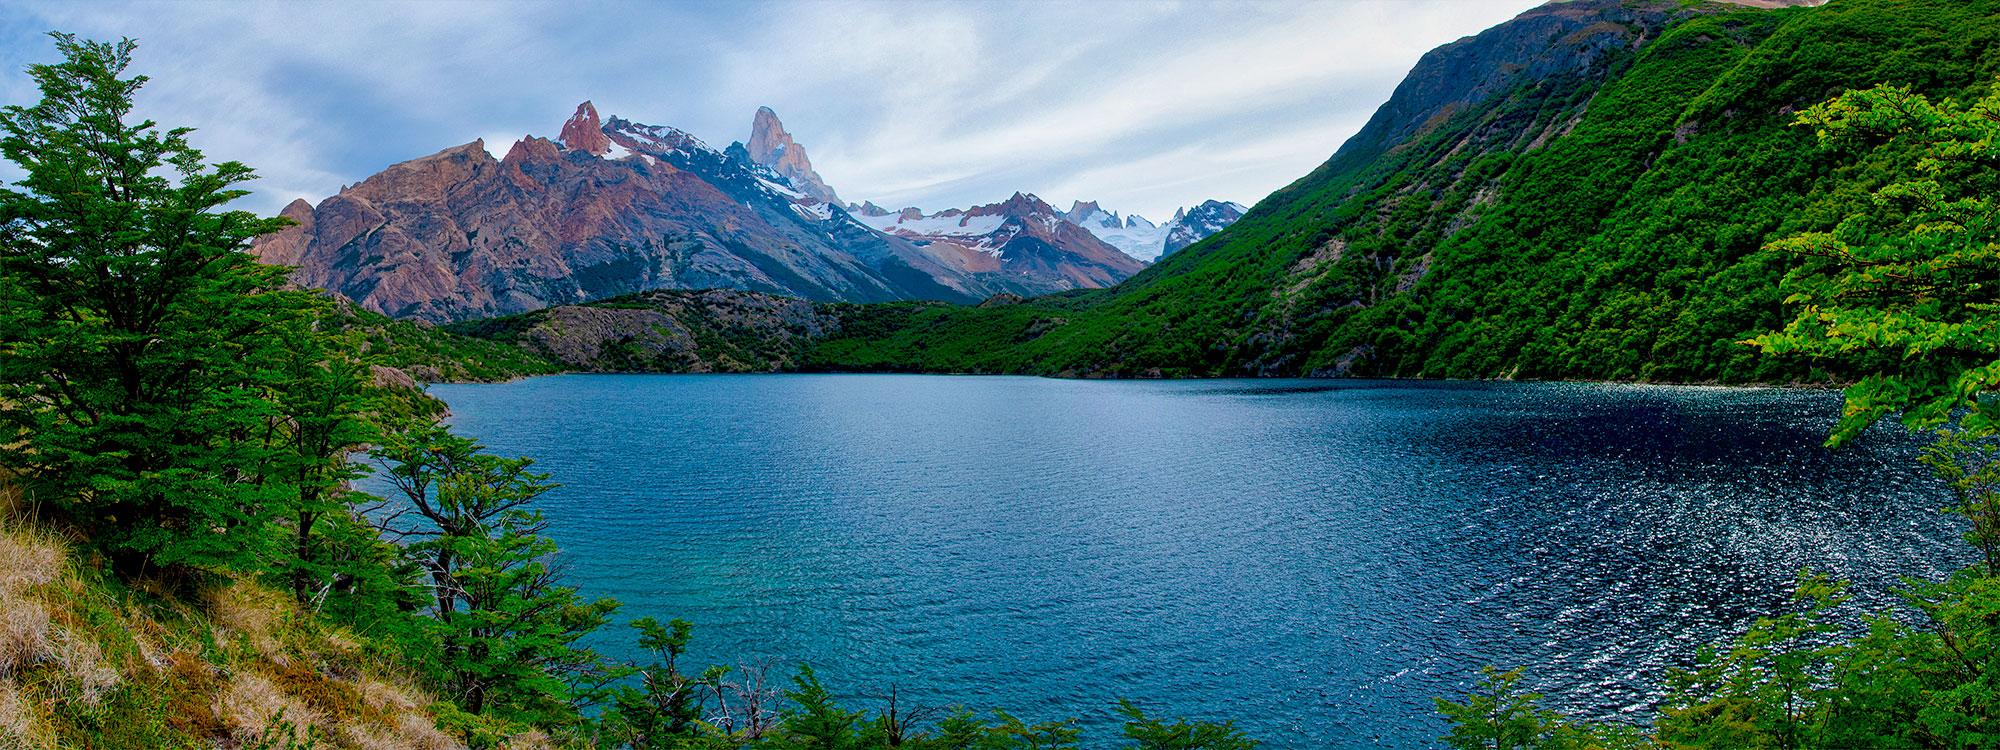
391, 374, 1966, 747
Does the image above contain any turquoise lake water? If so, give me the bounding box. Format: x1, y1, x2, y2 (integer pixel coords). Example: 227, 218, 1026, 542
405, 375, 1967, 747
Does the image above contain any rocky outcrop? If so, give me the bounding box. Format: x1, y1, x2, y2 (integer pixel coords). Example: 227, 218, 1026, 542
452, 288, 838, 372
255, 198, 316, 268
558, 101, 611, 156
1159, 200, 1248, 257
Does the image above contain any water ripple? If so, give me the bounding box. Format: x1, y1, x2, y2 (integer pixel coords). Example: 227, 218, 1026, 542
384, 375, 1967, 748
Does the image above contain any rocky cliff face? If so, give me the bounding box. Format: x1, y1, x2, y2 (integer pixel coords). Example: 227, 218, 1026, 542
447, 288, 838, 372
255, 104, 1146, 322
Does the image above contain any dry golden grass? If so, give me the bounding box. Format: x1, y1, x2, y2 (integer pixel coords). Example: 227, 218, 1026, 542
0, 680, 41, 747
0, 525, 59, 598
498, 730, 557, 750
0, 594, 49, 677
218, 671, 324, 747
46, 625, 117, 705
0, 485, 467, 750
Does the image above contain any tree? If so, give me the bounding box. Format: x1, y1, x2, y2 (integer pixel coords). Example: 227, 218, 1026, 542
605, 616, 709, 748
1433, 668, 1640, 750
1748, 83, 2000, 446
372, 422, 617, 731
0, 33, 307, 574
1115, 700, 1258, 750
775, 665, 867, 750
261, 306, 382, 601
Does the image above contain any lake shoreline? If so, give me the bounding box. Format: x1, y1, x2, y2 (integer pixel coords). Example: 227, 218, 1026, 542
429, 366, 1851, 392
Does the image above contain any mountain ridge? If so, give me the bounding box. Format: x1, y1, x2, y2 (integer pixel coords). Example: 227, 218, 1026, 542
252, 104, 1152, 321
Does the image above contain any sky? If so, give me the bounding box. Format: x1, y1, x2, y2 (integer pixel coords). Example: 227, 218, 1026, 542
0, 0, 1543, 221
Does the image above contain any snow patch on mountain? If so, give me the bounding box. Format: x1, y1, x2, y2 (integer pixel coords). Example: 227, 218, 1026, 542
855, 211, 1008, 238
1053, 199, 1249, 261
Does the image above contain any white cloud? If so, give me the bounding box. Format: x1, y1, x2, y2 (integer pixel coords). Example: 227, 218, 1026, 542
0, 0, 1542, 219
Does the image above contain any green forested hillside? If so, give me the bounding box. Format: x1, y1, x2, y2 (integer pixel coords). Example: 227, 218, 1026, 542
805, 0, 2000, 382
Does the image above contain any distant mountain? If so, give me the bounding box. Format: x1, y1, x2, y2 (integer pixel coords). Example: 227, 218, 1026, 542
1052, 199, 1246, 261
254, 103, 1144, 322
849, 192, 1145, 291
1159, 200, 1248, 258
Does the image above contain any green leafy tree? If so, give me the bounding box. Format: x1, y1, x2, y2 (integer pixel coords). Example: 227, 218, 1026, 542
1115, 699, 1258, 750
1433, 668, 1641, 750
1654, 575, 1851, 748
0, 33, 307, 573
1749, 82, 2000, 446
261, 306, 383, 601
373, 422, 617, 733
774, 665, 868, 750
604, 616, 711, 748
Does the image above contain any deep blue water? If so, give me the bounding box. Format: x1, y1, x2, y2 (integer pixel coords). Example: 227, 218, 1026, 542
404, 375, 1966, 747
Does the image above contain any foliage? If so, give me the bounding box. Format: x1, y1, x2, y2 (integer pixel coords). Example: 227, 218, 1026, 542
1115, 699, 1258, 750
1749, 82, 2000, 444
1441, 66, 2000, 750
0, 33, 309, 573
371, 423, 618, 730
801, 0, 2000, 384
342, 303, 562, 383
1433, 668, 1643, 750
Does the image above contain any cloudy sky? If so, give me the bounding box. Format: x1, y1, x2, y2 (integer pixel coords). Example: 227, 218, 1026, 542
0, 0, 1540, 221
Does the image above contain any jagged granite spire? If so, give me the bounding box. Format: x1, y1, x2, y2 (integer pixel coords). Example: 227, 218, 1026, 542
747, 106, 841, 204
559, 101, 610, 156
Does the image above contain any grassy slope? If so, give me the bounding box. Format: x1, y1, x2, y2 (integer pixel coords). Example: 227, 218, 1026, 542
339, 305, 563, 383
802, 0, 2000, 382
0, 484, 489, 749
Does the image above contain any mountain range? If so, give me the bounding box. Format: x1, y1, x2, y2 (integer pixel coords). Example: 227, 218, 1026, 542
696, 0, 1975, 382
255, 102, 1242, 322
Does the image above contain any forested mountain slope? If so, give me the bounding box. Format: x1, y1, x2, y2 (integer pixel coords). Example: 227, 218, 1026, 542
803, 0, 2000, 381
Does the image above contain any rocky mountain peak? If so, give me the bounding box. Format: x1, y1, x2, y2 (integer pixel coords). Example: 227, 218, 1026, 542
1161, 200, 1250, 257
746, 106, 840, 204
559, 101, 610, 156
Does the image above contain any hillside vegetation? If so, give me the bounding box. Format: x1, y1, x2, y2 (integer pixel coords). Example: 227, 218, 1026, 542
793, 0, 2000, 383
0, 488, 464, 749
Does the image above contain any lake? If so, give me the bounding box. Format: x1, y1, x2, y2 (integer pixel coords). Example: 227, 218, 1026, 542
407, 374, 1966, 747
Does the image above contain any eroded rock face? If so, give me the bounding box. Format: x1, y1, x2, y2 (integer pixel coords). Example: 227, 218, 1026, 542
255, 198, 316, 268
486, 289, 837, 372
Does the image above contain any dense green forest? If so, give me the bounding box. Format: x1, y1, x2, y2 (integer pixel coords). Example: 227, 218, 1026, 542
0, 35, 1254, 749
794, 0, 2000, 384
